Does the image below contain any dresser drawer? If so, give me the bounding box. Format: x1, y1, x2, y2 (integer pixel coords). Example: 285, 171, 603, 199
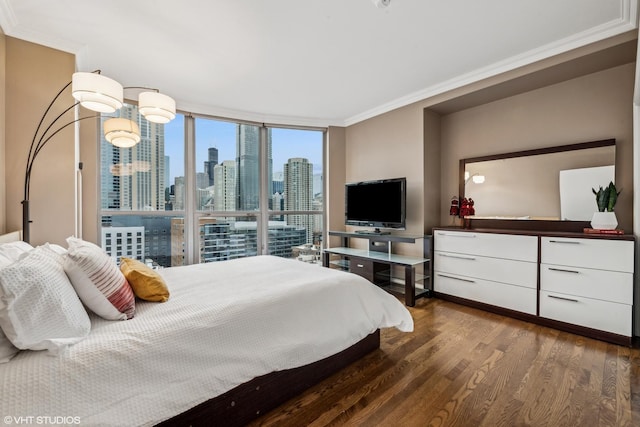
434, 272, 537, 315
434, 231, 537, 262
540, 264, 632, 304
435, 251, 537, 289
541, 237, 633, 272
349, 258, 375, 280
540, 290, 631, 336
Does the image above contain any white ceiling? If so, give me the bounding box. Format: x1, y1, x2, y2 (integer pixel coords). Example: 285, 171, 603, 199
0, 0, 637, 127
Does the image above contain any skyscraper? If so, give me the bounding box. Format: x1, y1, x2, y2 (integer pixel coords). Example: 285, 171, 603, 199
196, 172, 209, 190
236, 125, 272, 210
100, 104, 166, 211
204, 147, 219, 186
101, 133, 121, 209
284, 157, 314, 243
214, 160, 236, 211
164, 155, 170, 189
272, 171, 284, 194
196, 172, 212, 209
174, 176, 185, 210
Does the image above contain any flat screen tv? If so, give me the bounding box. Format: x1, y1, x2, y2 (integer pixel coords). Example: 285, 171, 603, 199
345, 177, 406, 232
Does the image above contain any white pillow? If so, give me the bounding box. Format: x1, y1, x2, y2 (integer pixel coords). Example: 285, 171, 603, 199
0, 245, 91, 355
64, 237, 135, 320
0, 241, 33, 262
0, 253, 13, 270
0, 330, 19, 363
47, 244, 68, 256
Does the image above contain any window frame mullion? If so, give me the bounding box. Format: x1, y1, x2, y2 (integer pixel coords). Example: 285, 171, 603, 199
184, 114, 197, 264
258, 126, 270, 255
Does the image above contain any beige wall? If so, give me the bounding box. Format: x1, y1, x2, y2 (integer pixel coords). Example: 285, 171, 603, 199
1, 37, 98, 245
326, 126, 346, 248
423, 110, 441, 232
5, 37, 76, 245
344, 104, 427, 257
80, 116, 99, 244
440, 63, 634, 230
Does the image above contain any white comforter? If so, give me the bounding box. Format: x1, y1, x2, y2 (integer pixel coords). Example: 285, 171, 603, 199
0, 255, 413, 426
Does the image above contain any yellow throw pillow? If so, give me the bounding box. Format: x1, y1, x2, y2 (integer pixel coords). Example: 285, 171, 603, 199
120, 258, 170, 302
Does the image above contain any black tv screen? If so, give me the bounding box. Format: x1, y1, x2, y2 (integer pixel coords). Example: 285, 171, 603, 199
345, 178, 406, 230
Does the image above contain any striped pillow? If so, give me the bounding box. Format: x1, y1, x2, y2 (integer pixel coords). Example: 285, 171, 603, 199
64, 237, 135, 320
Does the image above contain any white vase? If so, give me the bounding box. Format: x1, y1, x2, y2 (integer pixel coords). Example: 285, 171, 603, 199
590, 211, 618, 230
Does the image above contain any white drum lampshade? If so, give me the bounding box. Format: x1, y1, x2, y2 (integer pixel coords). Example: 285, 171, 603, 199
72, 72, 124, 113
104, 118, 141, 148
138, 92, 176, 124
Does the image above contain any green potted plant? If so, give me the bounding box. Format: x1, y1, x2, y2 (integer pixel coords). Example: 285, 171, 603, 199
590, 181, 620, 229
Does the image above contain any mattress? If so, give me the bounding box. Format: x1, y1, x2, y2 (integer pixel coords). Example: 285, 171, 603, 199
0, 255, 413, 426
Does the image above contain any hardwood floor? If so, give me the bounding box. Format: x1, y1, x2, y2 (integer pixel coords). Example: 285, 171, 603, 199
250, 297, 640, 427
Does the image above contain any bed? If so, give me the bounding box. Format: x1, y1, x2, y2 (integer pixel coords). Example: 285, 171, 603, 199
0, 233, 413, 426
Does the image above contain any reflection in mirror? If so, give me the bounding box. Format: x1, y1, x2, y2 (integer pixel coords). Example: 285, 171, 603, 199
462, 140, 615, 221
559, 165, 614, 220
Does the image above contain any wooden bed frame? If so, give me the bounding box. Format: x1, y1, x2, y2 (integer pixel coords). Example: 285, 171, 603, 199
157, 329, 381, 426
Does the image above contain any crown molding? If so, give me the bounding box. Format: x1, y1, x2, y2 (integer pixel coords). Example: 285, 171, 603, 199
176, 100, 339, 129
0, 0, 17, 35
344, 0, 639, 127
5, 25, 86, 55
0, 0, 85, 54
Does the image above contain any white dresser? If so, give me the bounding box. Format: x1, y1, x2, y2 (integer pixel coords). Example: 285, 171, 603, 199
540, 236, 634, 337
433, 229, 635, 345
433, 230, 538, 315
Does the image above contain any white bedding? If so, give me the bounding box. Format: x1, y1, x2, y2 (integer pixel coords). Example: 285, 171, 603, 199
0, 255, 413, 426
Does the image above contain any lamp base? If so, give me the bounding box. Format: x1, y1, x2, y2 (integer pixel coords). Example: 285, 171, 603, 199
21, 200, 31, 243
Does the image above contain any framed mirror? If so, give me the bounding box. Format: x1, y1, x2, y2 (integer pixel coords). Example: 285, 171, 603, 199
459, 139, 616, 229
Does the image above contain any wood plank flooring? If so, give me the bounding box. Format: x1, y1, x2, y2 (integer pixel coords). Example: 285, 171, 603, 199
250, 297, 640, 427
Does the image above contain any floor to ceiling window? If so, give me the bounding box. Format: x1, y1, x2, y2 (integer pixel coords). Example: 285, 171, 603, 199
99, 107, 325, 266
193, 117, 261, 263
268, 127, 324, 263
99, 104, 186, 268
193, 117, 325, 263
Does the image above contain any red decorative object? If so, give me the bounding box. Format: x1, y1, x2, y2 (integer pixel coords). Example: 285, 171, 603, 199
449, 196, 459, 216
460, 198, 469, 217
459, 198, 476, 217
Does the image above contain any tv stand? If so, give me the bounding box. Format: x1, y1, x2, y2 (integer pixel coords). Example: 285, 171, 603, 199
354, 228, 390, 235
323, 231, 431, 306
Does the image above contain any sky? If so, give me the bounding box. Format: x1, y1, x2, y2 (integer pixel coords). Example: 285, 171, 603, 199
163, 115, 323, 182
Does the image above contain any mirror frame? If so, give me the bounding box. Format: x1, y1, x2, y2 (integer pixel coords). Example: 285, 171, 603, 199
459, 138, 616, 232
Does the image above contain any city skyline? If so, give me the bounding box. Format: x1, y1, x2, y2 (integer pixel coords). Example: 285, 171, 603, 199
100, 106, 324, 265
163, 116, 323, 183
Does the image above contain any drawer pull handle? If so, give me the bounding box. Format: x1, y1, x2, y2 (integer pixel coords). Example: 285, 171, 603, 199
356, 264, 364, 268
548, 267, 579, 274
438, 233, 476, 238
437, 273, 475, 283
548, 240, 580, 244
548, 294, 579, 303
438, 253, 476, 261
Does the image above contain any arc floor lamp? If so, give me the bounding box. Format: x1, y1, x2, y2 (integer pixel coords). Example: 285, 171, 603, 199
22, 70, 176, 243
